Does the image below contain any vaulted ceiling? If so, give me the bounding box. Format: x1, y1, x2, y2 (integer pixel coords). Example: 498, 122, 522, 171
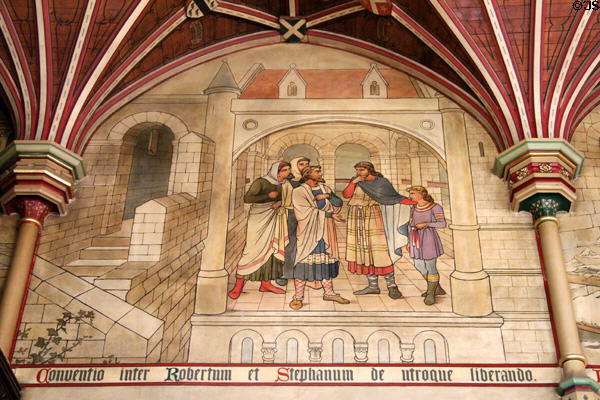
0, 0, 598, 154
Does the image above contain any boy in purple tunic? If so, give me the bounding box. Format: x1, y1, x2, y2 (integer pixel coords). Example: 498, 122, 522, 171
407, 186, 447, 305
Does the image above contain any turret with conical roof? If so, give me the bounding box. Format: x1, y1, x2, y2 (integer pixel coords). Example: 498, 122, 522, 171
204, 60, 241, 95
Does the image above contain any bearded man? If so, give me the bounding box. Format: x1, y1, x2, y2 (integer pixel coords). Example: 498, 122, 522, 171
228, 161, 291, 299
343, 161, 415, 299
277, 156, 311, 286
290, 166, 349, 310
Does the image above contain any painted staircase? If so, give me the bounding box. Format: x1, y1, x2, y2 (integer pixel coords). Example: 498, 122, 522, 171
63, 220, 154, 301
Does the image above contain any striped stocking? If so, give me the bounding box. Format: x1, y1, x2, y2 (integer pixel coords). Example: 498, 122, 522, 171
322, 279, 336, 296
294, 279, 306, 300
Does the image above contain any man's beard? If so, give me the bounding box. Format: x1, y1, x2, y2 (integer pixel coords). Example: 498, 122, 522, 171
285, 173, 294, 180
316, 177, 326, 183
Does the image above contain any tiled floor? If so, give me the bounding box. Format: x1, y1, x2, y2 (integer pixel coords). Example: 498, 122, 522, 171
226, 253, 454, 313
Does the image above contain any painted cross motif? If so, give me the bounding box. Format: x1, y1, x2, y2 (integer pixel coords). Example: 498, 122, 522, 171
359, 0, 392, 15
279, 18, 307, 43
190, 0, 218, 16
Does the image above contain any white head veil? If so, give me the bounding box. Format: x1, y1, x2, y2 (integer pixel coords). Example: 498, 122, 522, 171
262, 161, 287, 185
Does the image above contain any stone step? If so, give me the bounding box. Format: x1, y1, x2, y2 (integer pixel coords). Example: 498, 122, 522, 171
107, 290, 128, 300
93, 278, 133, 291
106, 219, 133, 237
91, 261, 156, 303
63, 259, 127, 279
63, 265, 116, 279
91, 236, 130, 247
79, 247, 129, 260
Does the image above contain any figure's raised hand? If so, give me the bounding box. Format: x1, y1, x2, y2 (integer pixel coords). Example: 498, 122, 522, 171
268, 190, 279, 199
352, 176, 364, 184
314, 194, 329, 201
271, 201, 282, 209
332, 214, 345, 223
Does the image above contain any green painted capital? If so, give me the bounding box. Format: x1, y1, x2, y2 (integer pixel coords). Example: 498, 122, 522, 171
0, 140, 85, 215
558, 377, 600, 395
0, 140, 85, 179
493, 138, 584, 179
519, 193, 570, 220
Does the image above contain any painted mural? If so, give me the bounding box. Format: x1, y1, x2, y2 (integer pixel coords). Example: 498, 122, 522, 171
1, 44, 594, 375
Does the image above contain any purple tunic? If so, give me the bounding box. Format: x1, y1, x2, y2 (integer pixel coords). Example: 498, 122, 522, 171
408, 203, 446, 260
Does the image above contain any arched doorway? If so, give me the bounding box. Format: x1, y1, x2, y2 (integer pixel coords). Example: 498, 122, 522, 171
282, 144, 320, 165
225, 122, 454, 314
334, 143, 370, 193
123, 126, 174, 220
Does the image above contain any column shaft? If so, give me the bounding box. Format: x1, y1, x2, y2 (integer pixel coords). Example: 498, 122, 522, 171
320, 155, 335, 189
441, 103, 492, 316
409, 154, 421, 186
0, 222, 39, 356
537, 219, 584, 368
195, 90, 239, 315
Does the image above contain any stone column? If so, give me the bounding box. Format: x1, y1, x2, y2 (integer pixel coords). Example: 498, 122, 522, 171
408, 153, 421, 186
379, 155, 392, 182
194, 61, 241, 315
440, 98, 493, 316
0, 141, 83, 359
320, 154, 335, 188
246, 149, 259, 185
0, 198, 52, 356
533, 198, 598, 399
494, 140, 598, 399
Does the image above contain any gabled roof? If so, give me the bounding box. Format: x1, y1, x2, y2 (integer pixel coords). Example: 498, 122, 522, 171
277, 64, 307, 87
240, 69, 418, 99
361, 64, 389, 87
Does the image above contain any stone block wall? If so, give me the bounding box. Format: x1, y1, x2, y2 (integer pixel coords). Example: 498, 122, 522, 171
34, 140, 120, 266
123, 138, 214, 362
14, 257, 163, 364
560, 111, 600, 261
169, 132, 206, 197
3, 123, 215, 364
129, 200, 168, 262
102, 139, 136, 234
0, 215, 18, 296
464, 114, 554, 364
498, 316, 556, 363
394, 137, 411, 186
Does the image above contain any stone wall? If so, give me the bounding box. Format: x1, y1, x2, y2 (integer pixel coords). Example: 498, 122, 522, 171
0, 215, 18, 296
464, 114, 555, 364
560, 111, 600, 260
122, 138, 214, 362
34, 141, 115, 266
1, 113, 215, 364
14, 257, 163, 364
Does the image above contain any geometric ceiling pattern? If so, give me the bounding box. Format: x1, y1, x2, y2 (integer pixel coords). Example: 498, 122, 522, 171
0, 0, 598, 154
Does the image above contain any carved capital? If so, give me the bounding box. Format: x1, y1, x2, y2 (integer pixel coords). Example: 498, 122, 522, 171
261, 343, 277, 363
4, 196, 54, 228
308, 343, 322, 363
493, 139, 583, 213
0, 141, 85, 216
400, 343, 416, 363
354, 343, 368, 362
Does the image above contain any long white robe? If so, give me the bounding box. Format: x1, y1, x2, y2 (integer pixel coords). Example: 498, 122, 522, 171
293, 183, 340, 265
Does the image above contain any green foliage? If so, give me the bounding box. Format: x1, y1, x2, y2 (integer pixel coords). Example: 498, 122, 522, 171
14, 310, 95, 365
